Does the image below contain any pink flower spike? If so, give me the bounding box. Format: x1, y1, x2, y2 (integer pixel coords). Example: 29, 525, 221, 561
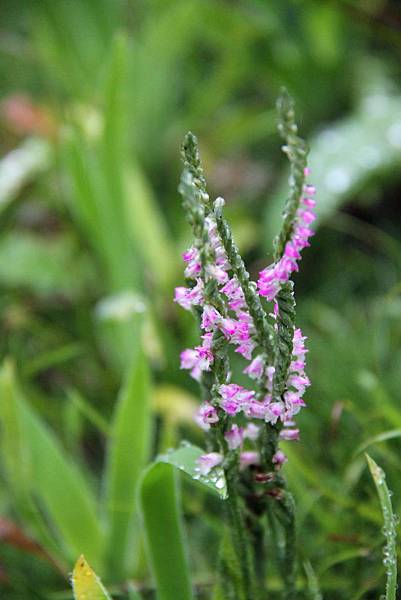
240, 451, 260, 470
198, 452, 223, 475
304, 167, 311, 176
225, 424, 244, 450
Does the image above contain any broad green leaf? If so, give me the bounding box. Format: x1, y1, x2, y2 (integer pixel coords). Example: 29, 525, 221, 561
140, 463, 194, 600
158, 443, 227, 499
0, 361, 103, 568
366, 455, 397, 600
72, 555, 111, 600
103, 345, 152, 579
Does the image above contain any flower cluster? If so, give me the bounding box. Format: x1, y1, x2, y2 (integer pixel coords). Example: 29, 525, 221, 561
257, 178, 316, 301
175, 210, 258, 383
175, 143, 316, 476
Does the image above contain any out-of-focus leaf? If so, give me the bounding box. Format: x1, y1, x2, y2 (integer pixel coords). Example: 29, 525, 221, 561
125, 166, 176, 290
353, 429, 401, 457
67, 389, 110, 437
140, 463, 194, 600
366, 455, 397, 600
0, 137, 51, 208
23, 343, 83, 378
303, 560, 323, 600
103, 345, 152, 580
72, 555, 111, 600
0, 361, 104, 569
0, 232, 94, 298
265, 79, 401, 245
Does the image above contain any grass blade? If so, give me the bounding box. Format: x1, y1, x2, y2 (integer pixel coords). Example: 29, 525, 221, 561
0, 361, 104, 569
103, 345, 152, 580
140, 463, 194, 600
72, 555, 112, 600
366, 454, 398, 600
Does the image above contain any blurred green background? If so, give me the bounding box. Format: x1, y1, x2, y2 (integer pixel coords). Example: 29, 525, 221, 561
0, 0, 401, 598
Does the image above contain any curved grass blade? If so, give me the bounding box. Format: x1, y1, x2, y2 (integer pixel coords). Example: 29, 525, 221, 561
140, 462, 194, 600
353, 429, 401, 457
366, 454, 397, 600
72, 555, 111, 600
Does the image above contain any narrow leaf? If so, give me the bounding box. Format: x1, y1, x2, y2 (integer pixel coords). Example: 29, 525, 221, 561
140, 463, 194, 600
72, 555, 112, 600
0, 361, 103, 568
103, 346, 152, 579
366, 454, 397, 600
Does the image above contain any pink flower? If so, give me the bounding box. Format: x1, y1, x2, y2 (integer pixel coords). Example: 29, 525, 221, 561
280, 428, 300, 441
220, 384, 255, 414
245, 400, 269, 420
225, 424, 244, 450
198, 452, 223, 475
207, 264, 229, 284
201, 305, 221, 330
272, 450, 287, 466
195, 403, 219, 430
174, 279, 203, 310
265, 402, 285, 425
182, 246, 198, 262
243, 355, 264, 379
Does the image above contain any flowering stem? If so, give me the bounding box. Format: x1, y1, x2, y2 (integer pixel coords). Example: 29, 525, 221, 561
176, 90, 315, 600
274, 89, 309, 261
213, 205, 274, 360
226, 473, 259, 600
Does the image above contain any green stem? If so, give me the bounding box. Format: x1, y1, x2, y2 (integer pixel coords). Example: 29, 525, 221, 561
274, 491, 297, 599
226, 474, 259, 600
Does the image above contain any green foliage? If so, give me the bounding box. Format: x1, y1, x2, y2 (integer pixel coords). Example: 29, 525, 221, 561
0, 0, 400, 598
72, 555, 112, 600
140, 463, 194, 600
103, 345, 152, 579
366, 455, 398, 600
0, 361, 103, 569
